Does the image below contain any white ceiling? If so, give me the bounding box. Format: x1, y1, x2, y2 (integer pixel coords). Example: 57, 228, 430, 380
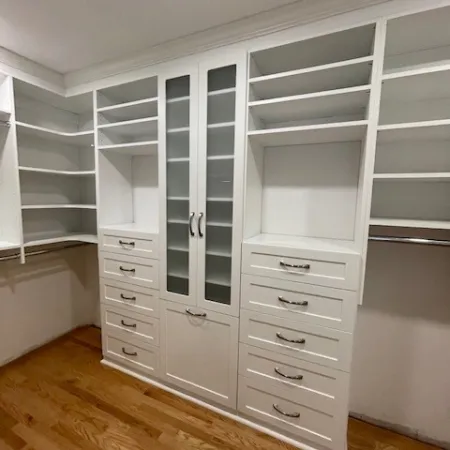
0, 0, 300, 74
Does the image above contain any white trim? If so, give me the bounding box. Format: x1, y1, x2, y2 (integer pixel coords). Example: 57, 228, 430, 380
101, 359, 318, 450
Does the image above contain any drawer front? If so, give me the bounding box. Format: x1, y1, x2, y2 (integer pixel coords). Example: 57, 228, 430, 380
240, 310, 352, 371
238, 376, 346, 450
241, 275, 356, 331
239, 344, 348, 408
100, 253, 159, 289
101, 279, 159, 318
100, 231, 158, 259
242, 244, 360, 290
102, 305, 159, 346
103, 330, 159, 377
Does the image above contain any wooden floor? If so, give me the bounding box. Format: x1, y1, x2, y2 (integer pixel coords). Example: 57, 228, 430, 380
0, 327, 441, 450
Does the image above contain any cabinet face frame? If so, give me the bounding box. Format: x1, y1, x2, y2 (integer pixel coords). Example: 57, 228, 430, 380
196, 50, 247, 317
158, 64, 199, 306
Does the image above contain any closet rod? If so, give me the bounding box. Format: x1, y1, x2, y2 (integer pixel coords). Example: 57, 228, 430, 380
0, 120, 10, 127
369, 236, 450, 247
0, 242, 91, 262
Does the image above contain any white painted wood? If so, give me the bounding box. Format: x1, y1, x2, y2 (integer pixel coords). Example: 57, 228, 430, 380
100, 279, 159, 318
238, 375, 347, 450
377, 119, 450, 142
369, 218, 450, 230
21, 204, 96, 210
103, 329, 160, 378
373, 173, 450, 181
100, 223, 158, 239
19, 167, 95, 176
24, 233, 98, 247
102, 304, 159, 346
99, 229, 158, 259
241, 275, 357, 332
99, 252, 159, 289
98, 141, 158, 155
239, 310, 353, 371
160, 300, 238, 409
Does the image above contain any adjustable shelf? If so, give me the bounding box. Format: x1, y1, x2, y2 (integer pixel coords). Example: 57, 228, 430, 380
19, 167, 95, 176
370, 218, 450, 230
22, 204, 97, 210
24, 232, 98, 247
97, 140, 158, 156
97, 97, 158, 123
374, 173, 450, 181
377, 120, 450, 142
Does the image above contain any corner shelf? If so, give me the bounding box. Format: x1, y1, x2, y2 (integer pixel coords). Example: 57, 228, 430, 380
22, 204, 97, 210
24, 232, 98, 247
19, 167, 95, 176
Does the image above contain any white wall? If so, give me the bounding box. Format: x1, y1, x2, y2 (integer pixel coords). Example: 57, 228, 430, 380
351, 241, 450, 448
0, 245, 99, 366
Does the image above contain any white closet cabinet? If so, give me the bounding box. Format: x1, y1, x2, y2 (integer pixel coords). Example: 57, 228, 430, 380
159, 52, 246, 316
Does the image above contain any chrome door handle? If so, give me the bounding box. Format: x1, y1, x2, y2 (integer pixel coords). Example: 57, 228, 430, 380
186, 308, 207, 317
274, 367, 303, 380
120, 293, 136, 301
189, 212, 195, 237
276, 332, 305, 344
119, 240, 135, 247
272, 404, 300, 418
280, 260, 310, 270
119, 266, 136, 273
122, 347, 137, 356
121, 320, 137, 328
278, 296, 308, 306
198, 212, 204, 238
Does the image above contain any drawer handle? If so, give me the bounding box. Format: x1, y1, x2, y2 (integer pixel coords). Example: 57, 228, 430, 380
198, 212, 204, 238
122, 347, 137, 356
186, 308, 207, 317
119, 240, 135, 247
272, 404, 300, 418
189, 212, 196, 237
120, 293, 136, 301
278, 296, 308, 306
119, 266, 136, 273
280, 260, 310, 270
121, 320, 137, 328
274, 367, 304, 380
276, 332, 305, 344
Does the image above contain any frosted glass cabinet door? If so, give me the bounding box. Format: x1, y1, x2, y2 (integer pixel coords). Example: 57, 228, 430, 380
159, 67, 199, 305
197, 52, 247, 316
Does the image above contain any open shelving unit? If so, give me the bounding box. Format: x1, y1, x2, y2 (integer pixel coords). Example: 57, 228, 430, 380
13, 79, 97, 246
244, 24, 376, 253
96, 76, 159, 235
371, 6, 450, 232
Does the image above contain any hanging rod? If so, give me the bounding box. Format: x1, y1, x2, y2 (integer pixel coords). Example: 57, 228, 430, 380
369, 236, 450, 247
0, 242, 91, 262
0, 120, 10, 127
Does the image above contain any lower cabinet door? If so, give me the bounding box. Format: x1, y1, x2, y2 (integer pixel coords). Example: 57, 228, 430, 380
160, 300, 239, 409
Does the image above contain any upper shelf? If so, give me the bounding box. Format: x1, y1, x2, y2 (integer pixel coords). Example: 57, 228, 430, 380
370, 218, 450, 230
377, 120, 450, 143
97, 117, 158, 137
19, 167, 95, 176
98, 140, 158, 156
373, 172, 450, 182
97, 97, 158, 122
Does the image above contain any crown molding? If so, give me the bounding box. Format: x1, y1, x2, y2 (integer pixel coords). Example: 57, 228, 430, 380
64, 0, 391, 92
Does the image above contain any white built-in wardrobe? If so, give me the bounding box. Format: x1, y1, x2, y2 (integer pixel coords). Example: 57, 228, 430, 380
2, 2, 450, 450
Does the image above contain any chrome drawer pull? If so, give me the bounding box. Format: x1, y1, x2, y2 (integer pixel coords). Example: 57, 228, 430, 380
122, 347, 137, 356
121, 320, 137, 328
120, 293, 136, 301
276, 332, 305, 344
186, 308, 207, 317
278, 296, 308, 306
280, 260, 310, 270
119, 266, 136, 273
119, 240, 135, 247
272, 404, 300, 418
274, 367, 303, 380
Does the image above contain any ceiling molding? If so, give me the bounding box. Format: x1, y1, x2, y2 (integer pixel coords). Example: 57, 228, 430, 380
64, 0, 391, 91
0, 46, 64, 94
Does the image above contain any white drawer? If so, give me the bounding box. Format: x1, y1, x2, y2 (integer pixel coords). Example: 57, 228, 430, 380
242, 242, 360, 290
240, 310, 352, 371
103, 330, 159, 378
239, 344, 348, 407
238, 376, 346, 450
100, 229, 158, 259
100, 279, 159, 318
241, 275, 357, 332
100, 253, 159, 289
102, 305, 159, 346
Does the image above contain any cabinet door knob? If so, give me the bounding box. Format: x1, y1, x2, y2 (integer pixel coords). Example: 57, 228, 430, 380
186, 308, 207, 317
122, 347, 137, 356
121, 320, 137, 328
119, 266, 136, 273
276, 332, 305, 344
274, 367, 303, 380
278, 296, 308, 306
120, 293, 136, 301
119, 240, 135, 247
272, 404, 300, 418
280, 260, 310, 270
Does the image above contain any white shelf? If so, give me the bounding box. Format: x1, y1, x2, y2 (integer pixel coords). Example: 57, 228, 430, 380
167, 96, 189, 104
206, 221, 232, 228
244, 233, 359, 255
168, 245, 189, 253
97, 97, 158, 121
206, 197, 233, 202
207, 250, 232, 258
100, 223, 158, 236
370, 218, 450, 230
208, 122, 235, 129
22, 204, 97, 210
208, 88, 236, 97
248, 121, 368, 147
167, 157, 189, 163
98, 117, 158, 137
0, 241, 19, 251
374, 172, 450, 181
98, 140, 158, 156
249, 56, 373, 100
0, 109, 11, 122
168, 270, 188, 280
19, 167, 95, 176
249, 85, 371, 124
382, 62, 450, 81
168, 127, 189, 134
168, 219, 188, 224
377, 120, 450, 143
24, 232, 98, 247
168, 196, 189, 201
16, 122, 94, 146
207, 155, 234, 161
205, 276, 231, 287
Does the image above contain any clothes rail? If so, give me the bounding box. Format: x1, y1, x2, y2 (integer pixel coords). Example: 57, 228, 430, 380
0, 242, 91, 262
369, 236, 450, 247
0, 120, 10, 127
